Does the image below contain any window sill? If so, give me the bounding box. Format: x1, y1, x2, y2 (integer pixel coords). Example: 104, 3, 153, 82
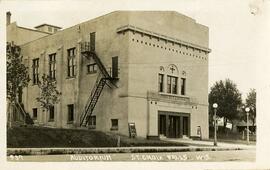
88, 72, 97, 74
66, 76, 76, 80
158, 92, 189, 98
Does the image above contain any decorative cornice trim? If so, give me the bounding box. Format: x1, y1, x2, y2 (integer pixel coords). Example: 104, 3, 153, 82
117, 25, 211, 53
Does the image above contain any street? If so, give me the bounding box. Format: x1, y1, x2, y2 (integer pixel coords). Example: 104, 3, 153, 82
8, 149, 255, 162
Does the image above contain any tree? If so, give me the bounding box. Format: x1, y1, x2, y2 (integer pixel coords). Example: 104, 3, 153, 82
6, 42, 30, 127
209, 79, 242, 130
245, 89, 256, 126
36, 74, 61, 113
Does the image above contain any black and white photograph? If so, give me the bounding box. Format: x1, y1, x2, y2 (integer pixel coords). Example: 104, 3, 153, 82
1, 0, 270, 169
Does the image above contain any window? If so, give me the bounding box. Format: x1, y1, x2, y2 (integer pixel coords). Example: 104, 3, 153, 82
167, 75, 178, 94
181, 78, 186, 95
54, 28, 57, 33
33, 108, 37, 119
67, 104, 74, 122
67, 48, 76, 77
111, 119, 118, 130
87, 63, 97, 74
158, 74, 164, 92
48, 26, 52, 32
88, 116, 96, 129
49, 106, 54, 121
32, 58, 39, 84
49, 53, 56, 80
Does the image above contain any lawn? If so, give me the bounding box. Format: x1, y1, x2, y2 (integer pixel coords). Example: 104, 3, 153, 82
7, 126, 186, 148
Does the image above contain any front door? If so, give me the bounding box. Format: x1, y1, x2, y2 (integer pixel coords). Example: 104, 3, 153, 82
168, 116, 180, 138
158, 114, 166, 136
183, 116, 189, 136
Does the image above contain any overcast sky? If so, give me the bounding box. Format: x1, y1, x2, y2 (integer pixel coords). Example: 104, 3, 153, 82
2, 0, 270, 100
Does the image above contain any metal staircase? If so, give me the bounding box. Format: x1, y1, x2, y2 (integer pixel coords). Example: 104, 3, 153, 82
14, 102, 34, 125
79, 35, 118, 127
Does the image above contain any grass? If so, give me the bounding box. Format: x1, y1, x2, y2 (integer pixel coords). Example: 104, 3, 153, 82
7, 126, 186, 148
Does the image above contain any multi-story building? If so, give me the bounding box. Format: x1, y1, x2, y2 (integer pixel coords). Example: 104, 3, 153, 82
7, 11, 211, 139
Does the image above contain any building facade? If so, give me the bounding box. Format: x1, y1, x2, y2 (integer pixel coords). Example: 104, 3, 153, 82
7, 11, 211, 139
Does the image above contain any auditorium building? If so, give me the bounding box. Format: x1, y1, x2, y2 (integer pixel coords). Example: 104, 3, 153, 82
7, 11, 211, 139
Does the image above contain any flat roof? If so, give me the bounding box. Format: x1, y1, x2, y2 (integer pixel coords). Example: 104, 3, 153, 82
34, 23, 62, 29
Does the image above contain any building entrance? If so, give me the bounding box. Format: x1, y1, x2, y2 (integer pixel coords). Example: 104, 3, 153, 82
158, 111, 190, 138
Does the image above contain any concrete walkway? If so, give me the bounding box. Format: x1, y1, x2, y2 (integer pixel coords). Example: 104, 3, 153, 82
162, 138, 256, 150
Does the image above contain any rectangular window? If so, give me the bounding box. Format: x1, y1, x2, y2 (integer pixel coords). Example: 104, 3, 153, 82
158, 74, 164, 92
67, 104, 74, 122
32, 108, 37, 119
172, 77, 178, 94
111, 119, 118, 130
167, 75, 178, 94
181, 78, 186, 95
49, 53, 56, 80
67, 48, 76, 77
49, 106, 54, 121
88, 116, 96, 129
32, 58, 39, 84
87, 63, 97, 74
48, 26, 52, 32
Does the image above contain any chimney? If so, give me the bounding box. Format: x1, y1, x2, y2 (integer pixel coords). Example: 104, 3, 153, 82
6, 11, 11, 25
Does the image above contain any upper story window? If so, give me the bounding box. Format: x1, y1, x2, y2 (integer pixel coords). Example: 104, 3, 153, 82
158, 64, 187, 96
49, 53, 56, 80
32, 58, 39, 84
158, 74, 164, 92
87, 63, 97, 74
167, 75, 178, 94
48, 26, 52, 32
67, 48, 76, 77
181, 78, 186, 95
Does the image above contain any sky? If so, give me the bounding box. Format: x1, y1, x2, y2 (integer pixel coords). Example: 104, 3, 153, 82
1, 0, 269, 100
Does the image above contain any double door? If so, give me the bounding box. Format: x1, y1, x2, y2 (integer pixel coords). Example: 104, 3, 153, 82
158, 112, 190, 138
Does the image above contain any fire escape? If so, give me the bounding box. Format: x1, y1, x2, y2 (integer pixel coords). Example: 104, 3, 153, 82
79, 32, 118, 127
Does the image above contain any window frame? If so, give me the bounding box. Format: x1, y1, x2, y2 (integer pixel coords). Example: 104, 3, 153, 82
49, 53, 56, 80
88, 115, 96, 129
111, 119, 118, 130
167, 75, 178, 94
49, 106, 55, 121
67, 104, 74, 123
32, 58, 39, 84
32, 108, 37, 120
67, 48, 76, 77
180, 78, 186, 95
158, 74, 164, 92
87, 63, 97, 74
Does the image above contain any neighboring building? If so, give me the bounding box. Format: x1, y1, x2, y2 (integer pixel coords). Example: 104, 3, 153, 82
7, 11, 211, 139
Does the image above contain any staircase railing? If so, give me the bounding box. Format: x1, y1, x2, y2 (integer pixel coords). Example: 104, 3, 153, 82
79, 41, 118, 127
15, 102, 33, 125
79, 72, 103, 126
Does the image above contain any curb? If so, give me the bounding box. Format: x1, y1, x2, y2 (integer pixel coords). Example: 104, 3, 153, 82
7, 146, 245, 156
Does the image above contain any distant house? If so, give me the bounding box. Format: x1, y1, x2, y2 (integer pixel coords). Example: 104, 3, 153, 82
235, 120, 256, 133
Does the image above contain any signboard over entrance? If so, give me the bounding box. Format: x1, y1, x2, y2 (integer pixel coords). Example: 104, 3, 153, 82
128, 122, 137, 138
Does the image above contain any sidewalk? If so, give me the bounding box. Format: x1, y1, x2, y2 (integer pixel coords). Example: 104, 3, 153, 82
161, 138, 256, 150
